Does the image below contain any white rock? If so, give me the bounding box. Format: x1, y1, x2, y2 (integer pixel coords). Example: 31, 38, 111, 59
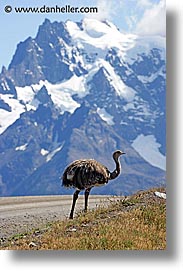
29, 241, 37, 247
154, 191, 166, 199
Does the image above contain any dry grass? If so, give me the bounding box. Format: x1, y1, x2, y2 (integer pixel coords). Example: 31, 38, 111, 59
1, 187, 166, 250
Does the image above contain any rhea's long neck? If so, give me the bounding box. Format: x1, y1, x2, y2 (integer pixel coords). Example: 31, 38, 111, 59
109, 155, 121, 180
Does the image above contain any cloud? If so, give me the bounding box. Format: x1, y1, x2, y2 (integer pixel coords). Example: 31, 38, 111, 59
125, 15, 138, 32
86, 0, 118, 21
136, 0, 154, 8
84, 0, 166, 37
135, 0, 166, 36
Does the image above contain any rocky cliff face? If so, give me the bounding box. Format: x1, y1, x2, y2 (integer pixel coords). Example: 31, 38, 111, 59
0, 18, 166, 196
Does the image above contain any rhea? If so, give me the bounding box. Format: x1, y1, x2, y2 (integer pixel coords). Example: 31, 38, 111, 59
62, 150, 125, 219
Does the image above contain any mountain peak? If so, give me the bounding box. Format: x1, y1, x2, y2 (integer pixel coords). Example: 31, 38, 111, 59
8, 36, 35, 69
1, 66, 7, 75
36, 18, 71, 46
42, 18, 51, 26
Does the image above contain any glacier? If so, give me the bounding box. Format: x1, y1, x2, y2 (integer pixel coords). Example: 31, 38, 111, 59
132, 134, 166, 171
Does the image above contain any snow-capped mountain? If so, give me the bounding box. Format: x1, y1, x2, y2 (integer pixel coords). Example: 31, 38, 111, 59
0, 18, 166, 196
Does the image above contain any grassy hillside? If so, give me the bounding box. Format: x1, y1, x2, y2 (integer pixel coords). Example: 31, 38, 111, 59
1, 187, 166, 250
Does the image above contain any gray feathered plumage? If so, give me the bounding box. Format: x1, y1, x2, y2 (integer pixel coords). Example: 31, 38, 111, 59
62, 159, 110, 189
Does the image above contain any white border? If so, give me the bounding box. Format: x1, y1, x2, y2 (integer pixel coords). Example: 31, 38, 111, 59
0, 0, 183, 273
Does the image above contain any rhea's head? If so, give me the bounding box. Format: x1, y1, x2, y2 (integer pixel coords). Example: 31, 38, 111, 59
113, 150, 125, 161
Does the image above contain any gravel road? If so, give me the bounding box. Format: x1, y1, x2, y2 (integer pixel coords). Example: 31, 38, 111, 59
0, 195, 111, 241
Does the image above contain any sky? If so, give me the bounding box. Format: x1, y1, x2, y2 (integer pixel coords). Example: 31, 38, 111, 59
0, 0, 165, 68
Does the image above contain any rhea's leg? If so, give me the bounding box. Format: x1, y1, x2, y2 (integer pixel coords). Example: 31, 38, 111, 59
69, 189, 80, 219
84, 187, 92, 212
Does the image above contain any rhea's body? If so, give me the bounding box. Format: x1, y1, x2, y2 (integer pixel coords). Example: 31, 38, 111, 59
62, 159, 110, 190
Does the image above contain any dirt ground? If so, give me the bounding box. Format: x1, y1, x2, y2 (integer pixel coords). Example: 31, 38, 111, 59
0, 195, 111, 242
